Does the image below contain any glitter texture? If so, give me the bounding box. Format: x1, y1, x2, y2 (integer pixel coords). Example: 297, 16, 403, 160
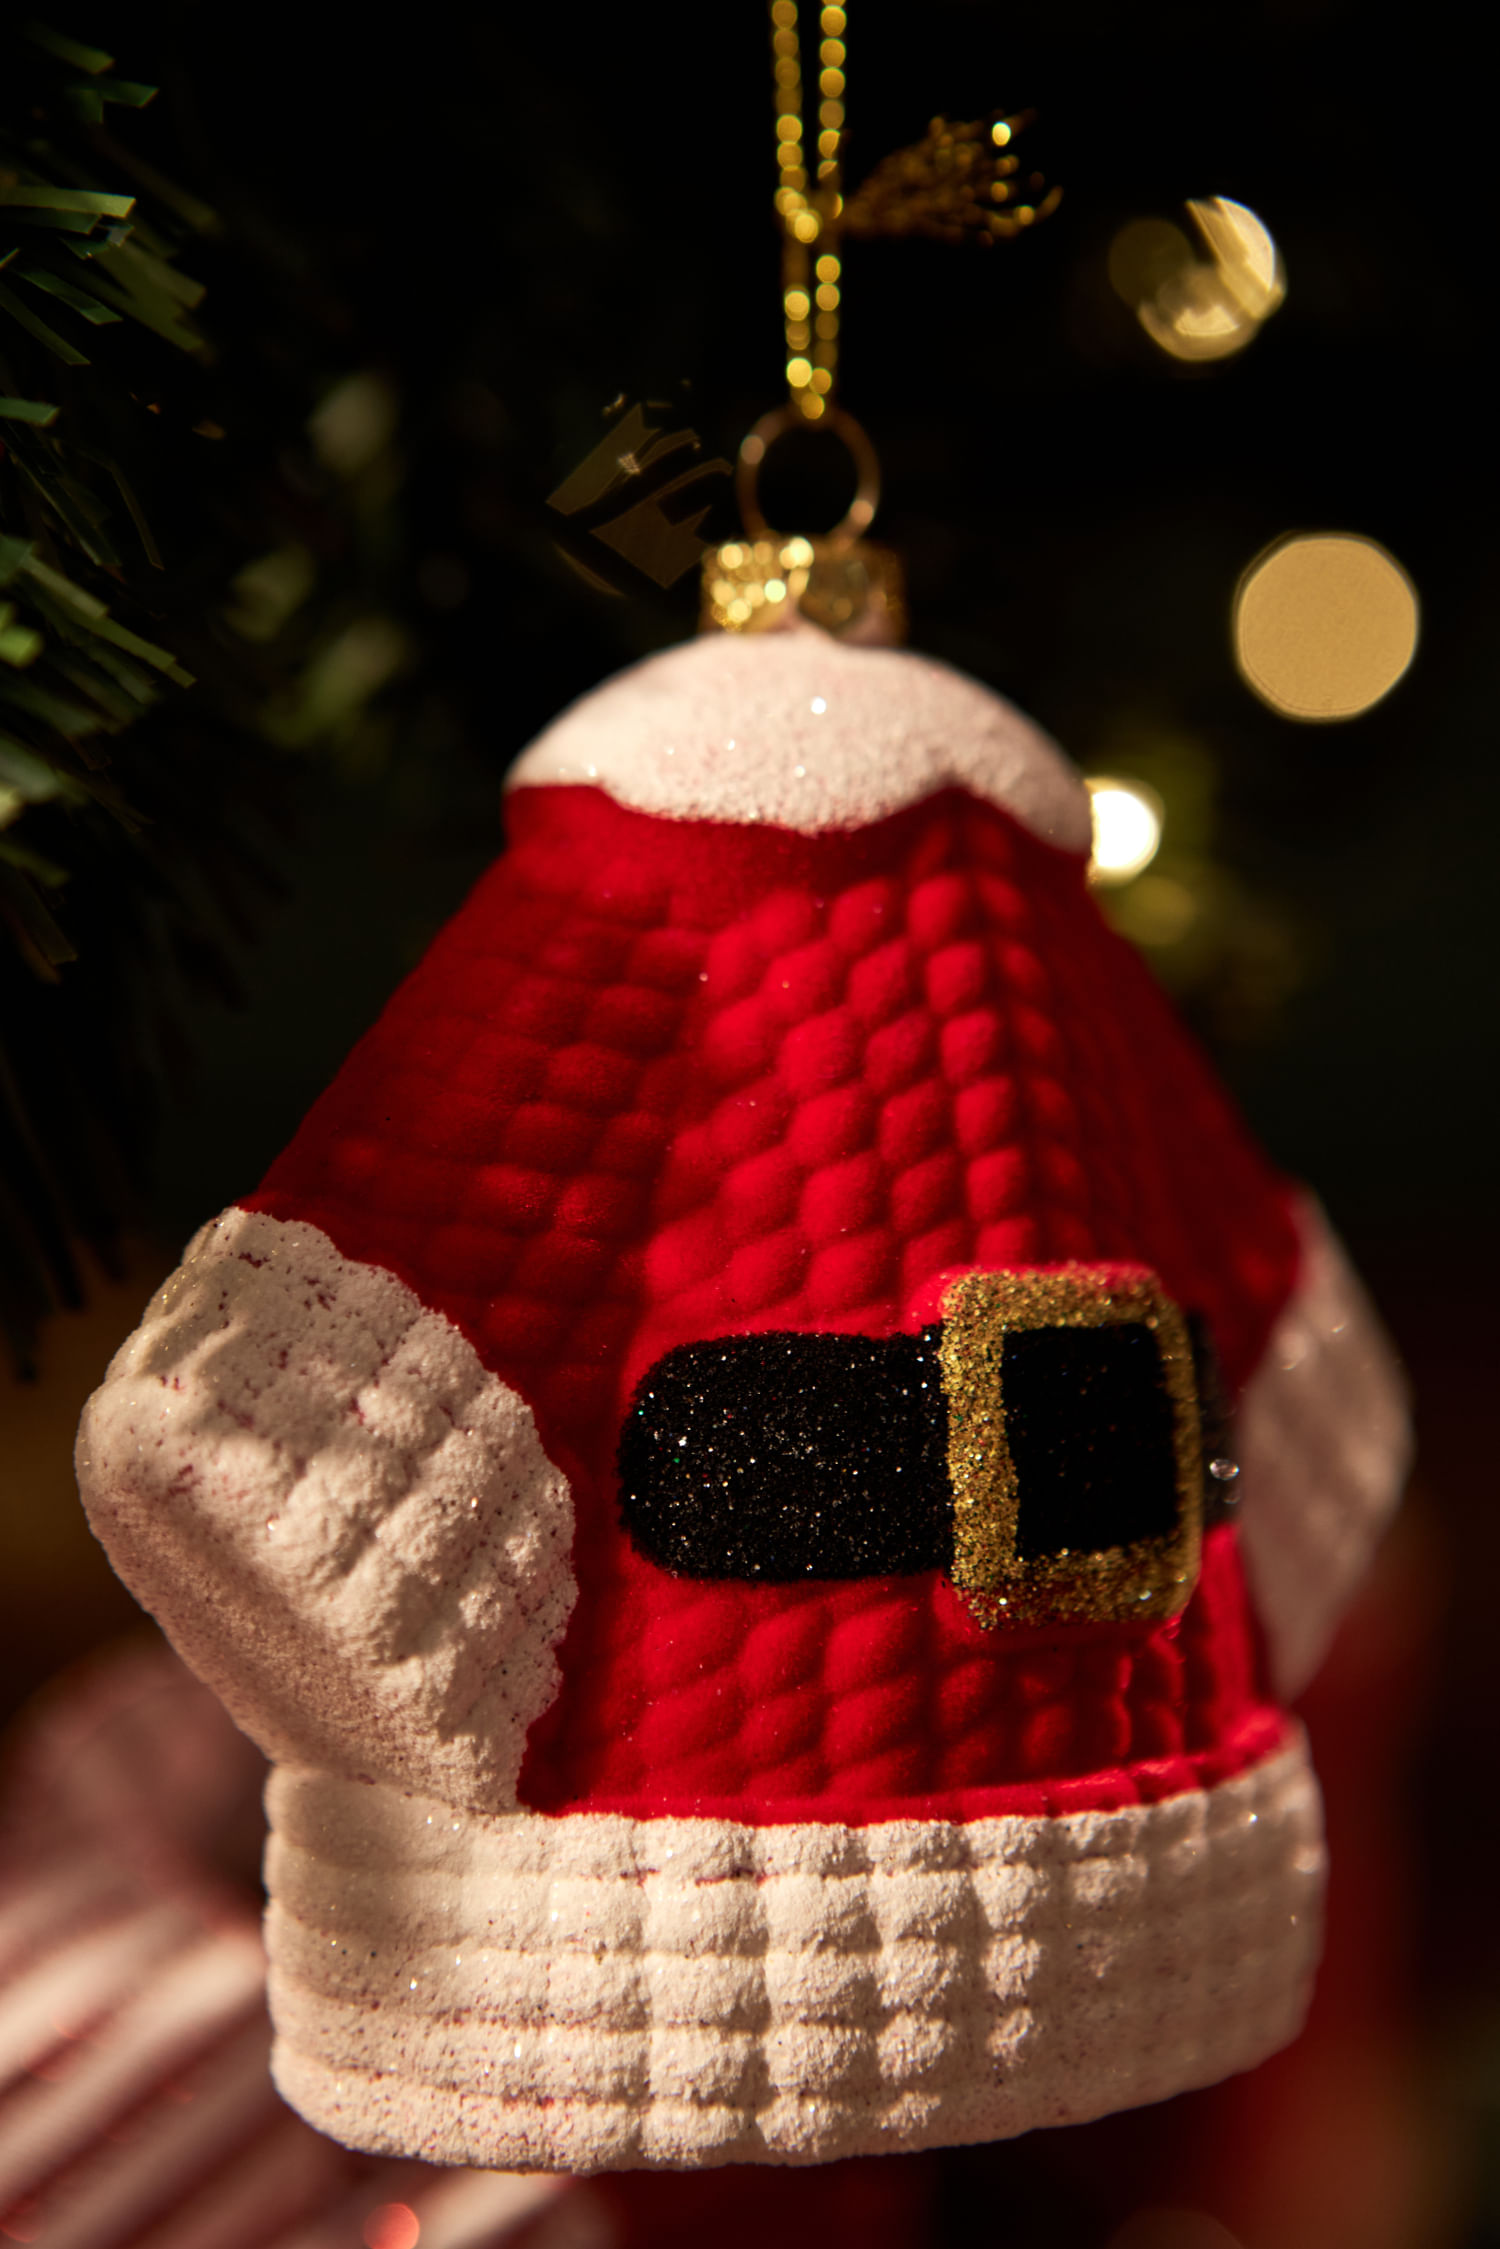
504, 625, 1092, 849
939, 1266, 1203, 1628
619, 1274, 1210, 1618
1188, 1310, 1239, 1527
618, 1328, 951, 1579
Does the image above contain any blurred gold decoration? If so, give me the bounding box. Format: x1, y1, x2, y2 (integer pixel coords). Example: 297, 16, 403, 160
1189, 198, 1283, 316
711, 403, 905, 640
736, 397, 879, 538
1085, 775, 1165, 884
548, 399, 731, 592
1233, 532, 1419, 720
1111, 196, 1285, 363
767, 6, 1059, 426
719, 7, 1052, 639
769, 0, 846, 424
700, 530, 905, 640
843, 112, 1061, 246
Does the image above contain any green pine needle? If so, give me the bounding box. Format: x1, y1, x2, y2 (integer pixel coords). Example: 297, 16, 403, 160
22, 22, 114, 74
0, 736, 79, 802
0, 185, 135, 218
9, 263, 124, 323
0, 276, 90, 365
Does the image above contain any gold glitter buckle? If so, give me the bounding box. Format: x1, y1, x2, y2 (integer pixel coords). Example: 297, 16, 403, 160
938, 1267, 1203, 1630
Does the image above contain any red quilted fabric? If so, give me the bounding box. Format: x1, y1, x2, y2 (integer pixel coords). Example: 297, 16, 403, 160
247, 781, 1302, 1823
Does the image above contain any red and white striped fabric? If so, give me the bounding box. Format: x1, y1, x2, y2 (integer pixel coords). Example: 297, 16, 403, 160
0, 1643, 598, 2248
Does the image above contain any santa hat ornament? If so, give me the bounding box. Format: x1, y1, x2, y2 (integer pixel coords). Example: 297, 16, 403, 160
78, 11, 1409, 2179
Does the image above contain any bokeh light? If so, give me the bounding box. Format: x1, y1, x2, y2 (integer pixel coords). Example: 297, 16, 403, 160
1233, 533, 1419, 720
1111, 197, 1285, 363
1086, 777, 1165, 884
362, 2204, 420, 2249
1188, 198, 1283, 318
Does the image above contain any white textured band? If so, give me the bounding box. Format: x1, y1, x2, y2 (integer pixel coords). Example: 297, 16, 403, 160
1235, 1197, 1411, 1698
75, 1209, 575, 1812
264, 1736, 1322, 2172
504, 626, 1094, 851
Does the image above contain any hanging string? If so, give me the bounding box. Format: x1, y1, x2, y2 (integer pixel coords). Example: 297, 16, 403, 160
727, 5, 1058, 612
769, 1, 845, 422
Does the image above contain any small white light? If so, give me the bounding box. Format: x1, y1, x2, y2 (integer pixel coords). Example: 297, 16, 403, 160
810, 697, 827, 713
1085, 776, 1164, 885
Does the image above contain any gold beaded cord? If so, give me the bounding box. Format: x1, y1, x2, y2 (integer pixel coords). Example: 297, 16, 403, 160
768, 4, 1061, 421
843, 112, 1063, 245
771, 0, 845, 423
706, 7, 1061, 637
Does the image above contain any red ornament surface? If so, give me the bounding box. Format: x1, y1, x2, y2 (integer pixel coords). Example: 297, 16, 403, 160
247, 782, 1301, 1823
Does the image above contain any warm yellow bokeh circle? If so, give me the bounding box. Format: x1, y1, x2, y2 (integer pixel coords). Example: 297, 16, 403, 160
1233, 533, 1419, 721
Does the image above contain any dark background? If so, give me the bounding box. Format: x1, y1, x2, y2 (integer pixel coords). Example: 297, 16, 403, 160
3, 2, 1497, 2242
140, 0, 1500, 1240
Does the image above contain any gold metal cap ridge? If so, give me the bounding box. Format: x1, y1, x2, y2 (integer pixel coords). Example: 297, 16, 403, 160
700, 534, 907, 643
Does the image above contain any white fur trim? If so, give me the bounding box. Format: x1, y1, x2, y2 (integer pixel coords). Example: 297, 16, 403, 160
1236, 1198, 1411, 1698
75, 1210, 575, 1813
263, 1736, 1322, 2172
504, 626, 1093, 852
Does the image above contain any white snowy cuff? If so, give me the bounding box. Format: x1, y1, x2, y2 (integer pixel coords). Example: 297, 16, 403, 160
75, 1208, 576, 1812
1234, 1195, 1411, 1698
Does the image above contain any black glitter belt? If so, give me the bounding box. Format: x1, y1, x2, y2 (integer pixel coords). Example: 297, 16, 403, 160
618, 1268, 1234, 1629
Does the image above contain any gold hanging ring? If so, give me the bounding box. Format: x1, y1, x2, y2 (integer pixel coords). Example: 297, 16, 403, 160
736, 402, 881, 542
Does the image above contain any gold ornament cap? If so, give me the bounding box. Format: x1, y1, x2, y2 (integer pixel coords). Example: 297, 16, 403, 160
701, 401, 906, 644
700, 534, 906, 645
